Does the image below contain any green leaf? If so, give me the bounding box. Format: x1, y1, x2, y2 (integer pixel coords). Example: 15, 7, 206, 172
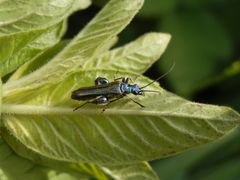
3, 0, 144, 95
2, 69, 240, 165
0, 22, 66, 77
8, 35, 118, 82
85, 32, 171, 74
151, 128, 240, 180
183, 128, 240, 180
0, 135, 95, 180
0, 139, 48, 180
159, 12, 233, 96
102, 162, 159, 180
3, 32, 169, 100
1, 0, 239, 179
0, 0, 91, 77
8, 41, 69, 82
0, 0, 91, 35
2, 129, 110, 179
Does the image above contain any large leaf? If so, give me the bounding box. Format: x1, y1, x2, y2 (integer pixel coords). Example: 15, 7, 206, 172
0, 139, 49, 180
0, 136, 92, 180
151, 128, 240, 180
0, 22, 65, 77
2, 70, 240, 165
3, 32, 170, 100
1, 0, 239, 179
8, 41, 69, 82
85, 32, 171, 74
151, 136, 226, 179
3, 0, 144, 94
0, 140, 84, 180
0, 0, 91, 35
3, 128, 151, 180
8, 35, 118, 82
0, 0, 91, 77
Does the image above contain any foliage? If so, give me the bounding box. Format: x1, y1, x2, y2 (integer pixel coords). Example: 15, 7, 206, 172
0, 0, 240, 179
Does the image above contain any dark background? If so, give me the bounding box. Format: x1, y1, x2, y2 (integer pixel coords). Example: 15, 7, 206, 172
64, 0, 240, 179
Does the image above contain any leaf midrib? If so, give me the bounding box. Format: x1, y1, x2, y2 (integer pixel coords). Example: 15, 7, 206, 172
1, 104, 235, 123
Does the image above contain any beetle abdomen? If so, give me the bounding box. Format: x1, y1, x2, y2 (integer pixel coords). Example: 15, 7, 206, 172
71, 82, 122, 101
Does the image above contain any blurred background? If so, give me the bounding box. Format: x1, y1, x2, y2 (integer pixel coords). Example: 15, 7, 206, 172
65, 0, 240, 179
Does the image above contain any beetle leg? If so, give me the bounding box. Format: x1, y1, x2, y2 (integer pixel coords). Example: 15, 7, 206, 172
102, 104, 109, 113
73, 96, 109, 111
95, 77, 109, 85
109, 95, 125, 103
114, 77, 132, 83
102, 95, 126, 112
125, 95, 145, 108
73, 101, 89, 111
124, 77, 130, 83
121, 77, 133, 83
114, 77, 125, 82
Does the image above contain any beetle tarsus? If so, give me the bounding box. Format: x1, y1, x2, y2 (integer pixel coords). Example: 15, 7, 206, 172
73, 101, 89, 111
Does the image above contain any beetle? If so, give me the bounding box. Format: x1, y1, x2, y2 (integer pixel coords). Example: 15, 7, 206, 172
71, 64, 175, 111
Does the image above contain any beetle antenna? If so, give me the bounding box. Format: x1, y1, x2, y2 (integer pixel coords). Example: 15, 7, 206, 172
140, 62, 175, 89
125, 95, 145, 108
143, 90, 160, 93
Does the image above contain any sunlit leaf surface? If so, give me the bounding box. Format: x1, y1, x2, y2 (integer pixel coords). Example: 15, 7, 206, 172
0, 0, 90, 77
2, 70, 240, 165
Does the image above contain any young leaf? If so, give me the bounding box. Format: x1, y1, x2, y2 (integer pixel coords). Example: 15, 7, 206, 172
0, 0, 91, 35
84, 32, 171, 74
3, 0, 144, 95
8, 41, 69, 82
0, 0, 91, 77
0, 22, 65, 77
8, 36, 118, 82
2, 70, 240, 165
